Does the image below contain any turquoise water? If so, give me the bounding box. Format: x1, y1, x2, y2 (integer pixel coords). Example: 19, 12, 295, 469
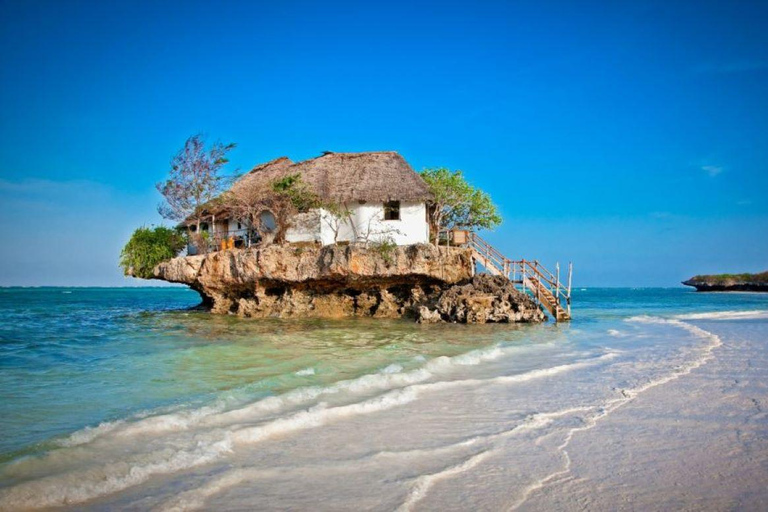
0, 287, 767, 510
1, 286, 766, 457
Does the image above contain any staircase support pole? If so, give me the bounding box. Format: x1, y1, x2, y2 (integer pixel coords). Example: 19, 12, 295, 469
567, 262, 573, 316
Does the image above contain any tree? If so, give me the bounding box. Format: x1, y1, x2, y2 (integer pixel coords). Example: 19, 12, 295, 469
224, 173, 322, 245
420, 167, 501, 245
156, 134, 236, 230
320, 200, 354, 243
120, 226, 187, 279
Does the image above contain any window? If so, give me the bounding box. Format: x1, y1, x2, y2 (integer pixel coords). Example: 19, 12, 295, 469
383, 201, 401, 221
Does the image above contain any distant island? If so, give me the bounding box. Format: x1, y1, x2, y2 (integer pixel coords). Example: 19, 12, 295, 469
682, 271, 768, 292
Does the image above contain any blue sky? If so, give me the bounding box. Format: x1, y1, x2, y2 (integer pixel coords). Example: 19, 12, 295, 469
1, 0, 766, 286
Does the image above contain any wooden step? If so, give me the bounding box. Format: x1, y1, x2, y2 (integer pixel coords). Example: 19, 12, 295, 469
468, 238, 572, 322
523, 275, 571, 322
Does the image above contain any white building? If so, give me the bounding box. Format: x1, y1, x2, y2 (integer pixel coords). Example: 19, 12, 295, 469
189, 151, 433, 249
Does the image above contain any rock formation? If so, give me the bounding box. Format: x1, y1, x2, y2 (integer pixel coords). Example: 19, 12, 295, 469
682, 271, 768, 292
154, 244, 546, 323
418, 275, 545, 324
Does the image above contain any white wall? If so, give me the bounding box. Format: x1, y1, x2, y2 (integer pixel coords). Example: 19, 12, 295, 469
286, 210, 322, 243
227, 218, 245, 234
318, 201, 429, 246
221, 201, 429, 246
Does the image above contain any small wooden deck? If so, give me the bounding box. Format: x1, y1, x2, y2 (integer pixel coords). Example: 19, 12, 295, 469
463, 232, 572, 322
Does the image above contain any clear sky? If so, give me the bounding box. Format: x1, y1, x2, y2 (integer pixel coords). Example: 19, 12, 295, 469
1, 0, 766, 287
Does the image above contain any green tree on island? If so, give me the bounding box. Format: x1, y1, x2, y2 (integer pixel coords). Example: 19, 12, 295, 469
120, 134, 237, 278
420, 167, 501, 245
119, 226, 187, 279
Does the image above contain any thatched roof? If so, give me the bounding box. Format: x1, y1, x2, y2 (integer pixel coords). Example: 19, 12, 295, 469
228, 156, 294, 197
181, 152, 431, 225
234, 151, 432, 203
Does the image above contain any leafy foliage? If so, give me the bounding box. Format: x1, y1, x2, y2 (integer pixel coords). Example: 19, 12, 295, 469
371, 238, 398, 265
222, 173, 323, 245
120, 226, 187, 279
688, 271, 768, 284
420, 167, 501, 244
271, 174, 321, 212
156, 134, 236, 224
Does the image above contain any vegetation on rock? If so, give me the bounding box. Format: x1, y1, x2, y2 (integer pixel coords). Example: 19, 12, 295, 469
156, 134, 236, 229
420, 167, 501, 244
223, 172, 326, 244
686, 271, 768, 284
683, 271, 768, 292
371, 238, 398, 265
120, 226, 187, 279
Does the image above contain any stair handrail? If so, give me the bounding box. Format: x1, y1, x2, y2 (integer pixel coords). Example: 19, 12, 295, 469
467, 232, 509, 275
463, 232, 572, 319
518, 260, 570, 309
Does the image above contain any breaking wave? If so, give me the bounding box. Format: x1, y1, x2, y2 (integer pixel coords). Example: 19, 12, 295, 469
673, 309, 768, 321
2, 342, 594, 510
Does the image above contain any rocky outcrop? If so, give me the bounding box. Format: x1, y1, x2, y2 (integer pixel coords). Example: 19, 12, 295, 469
155, 244, 470, 318
154, 244, 546, 323
417, 275, 545, 324
682, 271, 768, 292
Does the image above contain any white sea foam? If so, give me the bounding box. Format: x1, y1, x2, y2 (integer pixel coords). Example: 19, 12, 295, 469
673, 309, 768, 321
55, 343, 532, 447
233, 387, 419, 444
380, 363, 404, 374
0, 389, 421, 510
509, 316, 724, 510
295, 367, 315, 376
56, 418, 126, 447
1, 344, 556, 509
159, 467, 273, 512
57, 403, 228, 447
397, 451, 492, 512
0, 435, 234, 510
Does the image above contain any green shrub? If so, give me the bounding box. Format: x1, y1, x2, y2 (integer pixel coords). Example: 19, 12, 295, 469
371, 238, 398, 265
690, 271, 768, 284
120, 226, 187, 279
271, 173, 321, 212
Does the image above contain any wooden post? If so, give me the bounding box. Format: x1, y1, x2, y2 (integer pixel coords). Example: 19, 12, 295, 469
556, 262, 560, 306
568, 261, 573, 316
211, 214, 216, 252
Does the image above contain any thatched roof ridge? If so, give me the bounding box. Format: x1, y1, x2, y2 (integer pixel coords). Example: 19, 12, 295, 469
233, 151, 432, 203
229, 156, 294, 196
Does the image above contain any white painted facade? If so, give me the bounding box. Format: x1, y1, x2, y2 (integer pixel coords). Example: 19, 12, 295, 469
284, 201, 429, 246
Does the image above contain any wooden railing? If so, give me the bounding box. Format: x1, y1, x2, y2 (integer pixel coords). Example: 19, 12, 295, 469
463, 231, 573, 320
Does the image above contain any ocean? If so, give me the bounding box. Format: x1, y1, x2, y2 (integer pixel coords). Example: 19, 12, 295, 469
0, 287, 767, 510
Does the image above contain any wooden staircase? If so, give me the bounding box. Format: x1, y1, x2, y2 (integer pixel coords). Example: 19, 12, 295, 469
462, 232, 572, 322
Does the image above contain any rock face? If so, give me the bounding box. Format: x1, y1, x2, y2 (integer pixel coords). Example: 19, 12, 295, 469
155, 244, 470, 318
419, 275, 546, 324
154, 244, 545, 323
682, 271, 768, 292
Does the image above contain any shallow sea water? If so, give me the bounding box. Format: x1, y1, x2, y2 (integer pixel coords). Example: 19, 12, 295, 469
0, 287, 767, 510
